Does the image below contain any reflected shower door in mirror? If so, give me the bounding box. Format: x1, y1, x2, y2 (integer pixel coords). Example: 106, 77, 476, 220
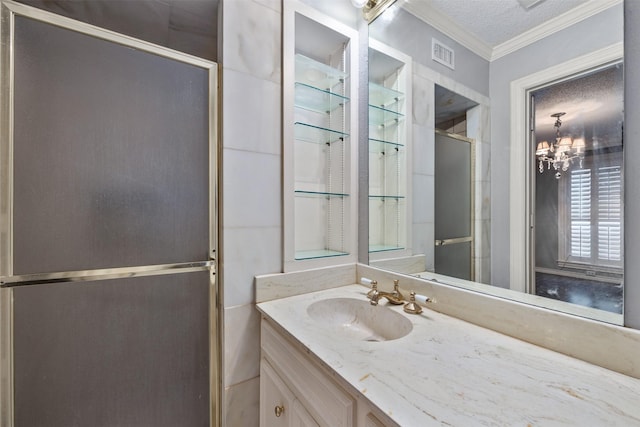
367, 0, 624, 324
434, 130, 474, 282
532, 63, 624, 315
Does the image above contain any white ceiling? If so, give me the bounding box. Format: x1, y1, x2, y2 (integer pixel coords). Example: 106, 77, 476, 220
423, 0, 587, 47
400, 0, 621, 60
533, 63, 624, 150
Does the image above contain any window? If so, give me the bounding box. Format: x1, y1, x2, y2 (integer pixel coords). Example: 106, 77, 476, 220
559, 152, 622, 269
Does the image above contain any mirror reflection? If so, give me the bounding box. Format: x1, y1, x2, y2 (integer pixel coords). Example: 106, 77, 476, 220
367, 0, 624, 323
533, 64, 623, 314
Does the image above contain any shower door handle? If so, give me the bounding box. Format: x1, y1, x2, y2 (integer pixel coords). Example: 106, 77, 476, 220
435, 236, 473, 246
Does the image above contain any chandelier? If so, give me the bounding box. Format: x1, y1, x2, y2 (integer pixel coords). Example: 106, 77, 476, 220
535, 112, 585, 179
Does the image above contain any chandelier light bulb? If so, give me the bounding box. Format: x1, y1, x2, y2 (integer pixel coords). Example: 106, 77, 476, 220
536, 141, 549, 156
351, 0, 368, 8
535, 112, 585, 178
572, 138, 586, 153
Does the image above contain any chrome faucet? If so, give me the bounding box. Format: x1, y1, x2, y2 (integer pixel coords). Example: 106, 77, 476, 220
367, 280, 405, 306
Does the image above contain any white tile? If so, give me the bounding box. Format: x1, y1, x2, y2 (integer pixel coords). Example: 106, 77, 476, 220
412, 73, 434, 126
222, 0, 280, 83
224, 304, 262, 386
370, 254, 427, 275
222, 149, 280, 228
412, 222, 434, 268
223, 226, 282, 307
223, 69, 281, 155
475, 140, 491, 183
255, 264, 356, 303
412, 124, 435, 176
474, 255, 491, 284
424, 243, 435, 271
474, 179, 491, 221
412, 174, 434, 223
225, 376, 260, 427
474, 219, 491, 260
252, 0, 281, 13
466, 104, 491, 143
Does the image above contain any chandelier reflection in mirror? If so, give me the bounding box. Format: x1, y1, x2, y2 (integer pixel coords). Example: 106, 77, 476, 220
535, 112, 586, 179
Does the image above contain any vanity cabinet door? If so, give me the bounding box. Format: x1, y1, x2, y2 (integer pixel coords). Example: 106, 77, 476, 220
261, 358, 320, 427
261, 359, 295, 427
291, 400, 320, 427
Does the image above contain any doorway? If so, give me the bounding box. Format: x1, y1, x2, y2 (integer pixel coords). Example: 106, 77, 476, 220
531, 62, 624, 314
434, 85, 478, 281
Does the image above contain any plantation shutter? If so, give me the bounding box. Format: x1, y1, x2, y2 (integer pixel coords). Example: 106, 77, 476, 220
568, 163, 622, 265
597, 165, 622, 261
570, 169, 591, 258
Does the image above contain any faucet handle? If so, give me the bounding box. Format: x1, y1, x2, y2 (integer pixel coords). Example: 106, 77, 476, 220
366, 280, 378, 299
403, 291, 423, 315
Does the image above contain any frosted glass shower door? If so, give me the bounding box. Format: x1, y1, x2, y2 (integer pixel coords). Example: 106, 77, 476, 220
434, 130, 475, 281
0, 3, 218, 426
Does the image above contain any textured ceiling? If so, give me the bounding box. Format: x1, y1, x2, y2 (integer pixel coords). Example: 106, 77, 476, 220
421, 0, 587, 47
533, 63, 624, 150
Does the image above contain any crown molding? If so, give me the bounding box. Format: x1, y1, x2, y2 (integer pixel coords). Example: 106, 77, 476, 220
491, 0, 622, 61
401, 0, 621, 63
401, 1, 493, 61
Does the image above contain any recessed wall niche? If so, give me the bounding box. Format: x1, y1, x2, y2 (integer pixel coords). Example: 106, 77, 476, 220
283, 2, 359, 271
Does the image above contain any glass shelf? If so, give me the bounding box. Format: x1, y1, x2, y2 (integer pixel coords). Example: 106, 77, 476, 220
295, 122, 348, 145
295, 54, 347, 89
369, 82, 404, 109
369, 138, 403, 153
295, 82, 348, 114
369, 195, 405, 199
369, 104, 404, 128
369, 244, 405, 253
295, 190, 349, 197
295, 249, 349, 260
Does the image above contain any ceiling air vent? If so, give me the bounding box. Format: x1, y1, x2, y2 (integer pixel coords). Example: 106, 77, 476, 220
432, 39, 455, 70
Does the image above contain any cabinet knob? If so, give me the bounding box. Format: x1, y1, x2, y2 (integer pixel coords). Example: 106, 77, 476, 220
274, 405, 285, 417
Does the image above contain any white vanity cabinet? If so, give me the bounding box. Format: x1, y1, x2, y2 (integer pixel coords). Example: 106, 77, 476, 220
260, 319, 394, 427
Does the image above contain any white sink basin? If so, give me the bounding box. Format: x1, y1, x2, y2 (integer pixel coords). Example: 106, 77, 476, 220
306, 297, 413, 342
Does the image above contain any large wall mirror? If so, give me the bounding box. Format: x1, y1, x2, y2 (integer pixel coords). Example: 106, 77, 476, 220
365, 0, 625, 325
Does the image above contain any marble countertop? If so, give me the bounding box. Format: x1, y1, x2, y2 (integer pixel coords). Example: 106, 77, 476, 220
257, 284, 640, 426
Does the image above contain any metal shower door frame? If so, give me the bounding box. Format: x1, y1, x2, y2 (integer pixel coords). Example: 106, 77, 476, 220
0, 1, 220, 425
434, 128, 476, 281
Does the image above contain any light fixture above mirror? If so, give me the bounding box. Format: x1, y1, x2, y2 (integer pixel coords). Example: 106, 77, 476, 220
352, 0, 397, 22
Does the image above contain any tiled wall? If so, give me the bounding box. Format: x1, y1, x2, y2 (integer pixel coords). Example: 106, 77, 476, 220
220, 0, 282, 425
467, 104, 491, 284
436, 114, 467, 136
410, 62, 491, 279
411, 71, 436, 272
